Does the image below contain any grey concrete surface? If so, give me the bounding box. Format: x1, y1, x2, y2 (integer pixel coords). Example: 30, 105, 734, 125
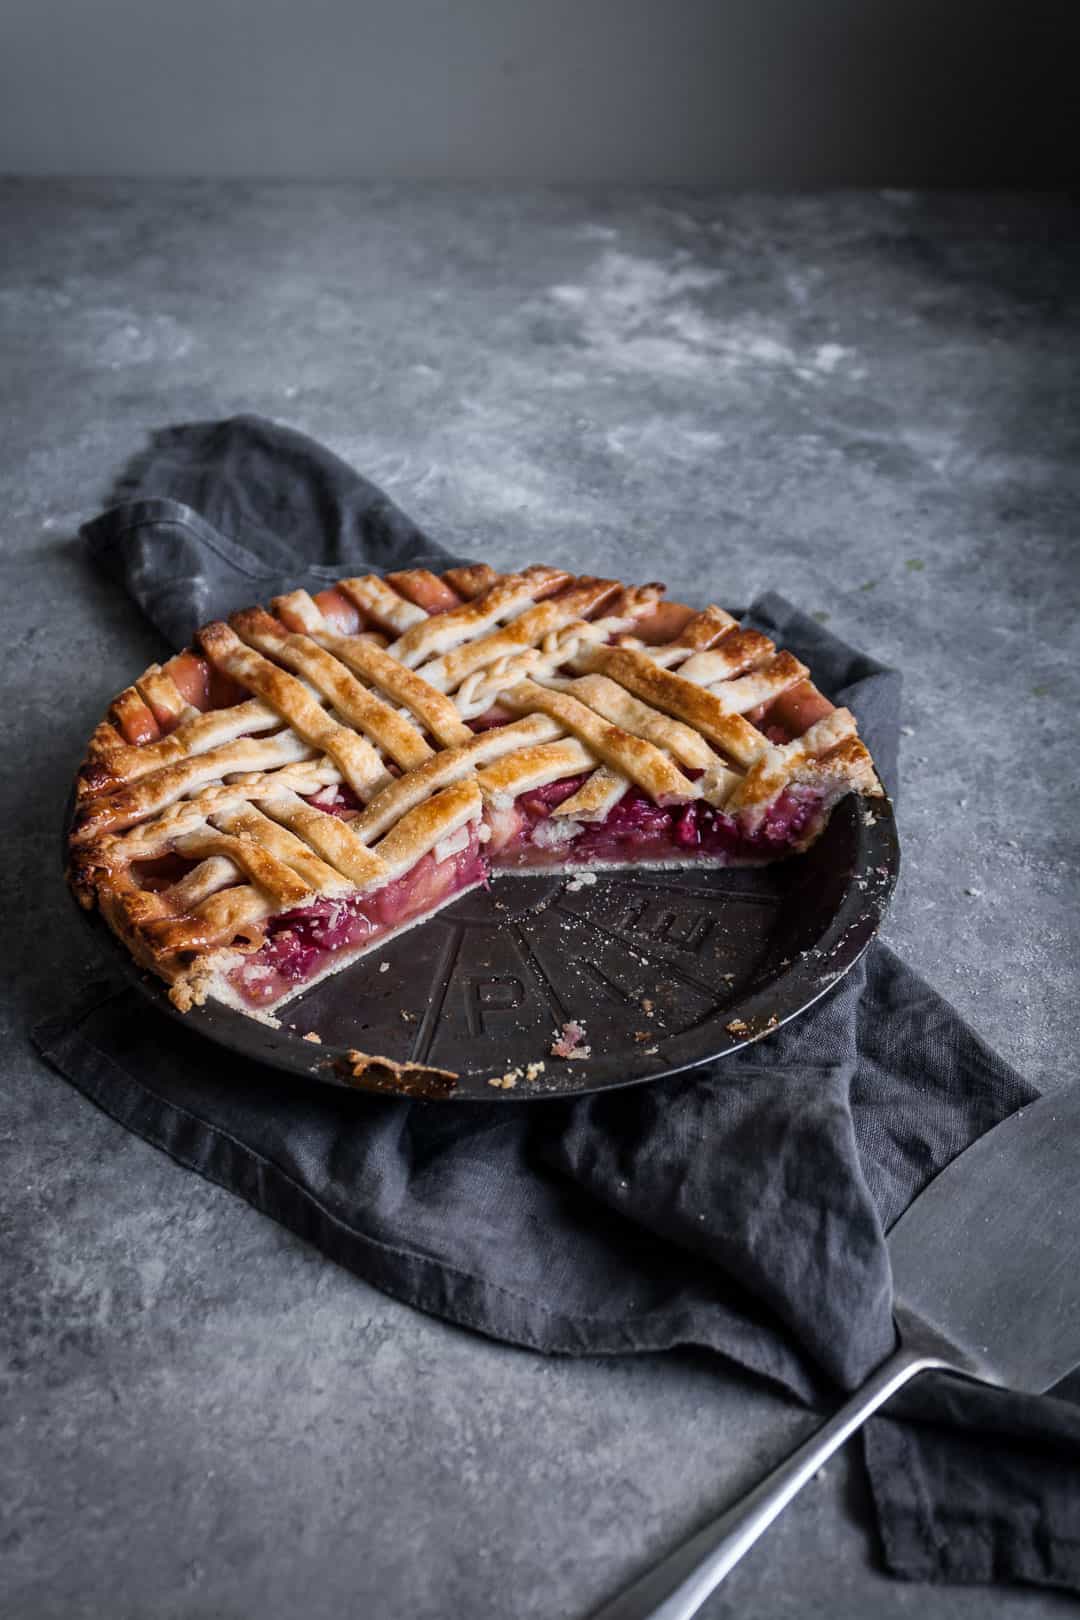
2, 181, 1078, 1619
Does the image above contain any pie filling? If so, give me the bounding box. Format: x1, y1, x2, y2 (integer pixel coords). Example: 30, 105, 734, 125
228, 828, 486, 1008
225, 775, 825, 1009
488, 777, 827, 869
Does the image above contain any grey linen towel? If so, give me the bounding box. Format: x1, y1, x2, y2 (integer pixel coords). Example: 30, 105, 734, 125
35, 416, 1080, 1596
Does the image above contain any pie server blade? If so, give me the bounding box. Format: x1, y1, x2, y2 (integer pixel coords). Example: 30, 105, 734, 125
590, 1087, 1080, 1619
887, 1086, 1080, 1393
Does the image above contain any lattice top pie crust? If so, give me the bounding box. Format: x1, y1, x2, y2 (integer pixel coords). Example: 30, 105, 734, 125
69, 563, 882, 1010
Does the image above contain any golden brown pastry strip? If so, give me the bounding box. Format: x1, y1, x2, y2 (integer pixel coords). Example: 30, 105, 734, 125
172, 825, 314, 909
337, 574, 428, 634
416, 579, 619, 692
387, 566, 571, 668
81, 698, 281, 792
568, 646, 768, 770
198, 621, 391, 800
497, 678, 697, 804
72, 732, 318, 844
231, 607, 433, 770
475, 740, 595, 804
209, 804, 354, 898
351, 713, 562, 843
254, 788, 385, 888
371, 780, 483, 883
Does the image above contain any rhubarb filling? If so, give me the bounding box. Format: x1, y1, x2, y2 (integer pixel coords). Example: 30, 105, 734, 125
228, 827, 485, 1007
487, 777, 827, 869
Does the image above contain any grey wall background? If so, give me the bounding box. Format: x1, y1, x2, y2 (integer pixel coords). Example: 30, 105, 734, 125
0, 0, 1072, 184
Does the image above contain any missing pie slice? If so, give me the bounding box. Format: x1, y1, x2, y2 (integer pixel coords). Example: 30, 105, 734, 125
68, 564, 883, 1020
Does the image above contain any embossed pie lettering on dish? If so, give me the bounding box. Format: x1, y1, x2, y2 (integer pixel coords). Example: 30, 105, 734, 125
68, 565, 883, 1020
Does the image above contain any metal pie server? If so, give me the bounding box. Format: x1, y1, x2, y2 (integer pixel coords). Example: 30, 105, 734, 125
591, 1088, 1080, 1620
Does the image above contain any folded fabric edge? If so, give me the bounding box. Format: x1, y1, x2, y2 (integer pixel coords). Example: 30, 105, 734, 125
863, 1418, 1080, 1594
83, 498, 465, 591
82, 499, 289, 583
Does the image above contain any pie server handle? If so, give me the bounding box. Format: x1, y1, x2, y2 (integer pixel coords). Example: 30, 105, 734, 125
587, 1341, 949, 1620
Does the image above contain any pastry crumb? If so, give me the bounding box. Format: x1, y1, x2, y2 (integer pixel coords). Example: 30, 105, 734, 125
302, 1031, 322, 1044
641, 997, 655, 1018
400, 1009, 418, 1022
726, 1014, 778, 1038
341, 1049, 457, 1095
964, 887, 983, 898
551, 1021, 591, 1060
633, 1030, 651, 1042
525, 1061, 546, 1081
862, 810, 877, 827
565, 871, 597, 892
379, 962, 390, 973
488, 1070, 520, 1090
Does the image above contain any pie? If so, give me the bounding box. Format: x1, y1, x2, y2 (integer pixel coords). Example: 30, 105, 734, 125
68, 564, 883, 1021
